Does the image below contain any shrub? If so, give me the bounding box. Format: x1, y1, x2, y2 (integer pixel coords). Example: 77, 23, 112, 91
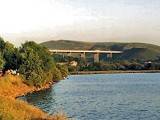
19, 41, 68, 87
52, 67, 63, 82
0, 38, 69, 87
56, 65, 69, 78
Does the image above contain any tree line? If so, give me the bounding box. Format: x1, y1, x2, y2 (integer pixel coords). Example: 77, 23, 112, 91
53, 54, 160, 72
0, 37, 68, 87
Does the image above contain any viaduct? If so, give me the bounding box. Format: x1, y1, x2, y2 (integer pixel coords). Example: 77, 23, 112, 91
49, 49, 123, 63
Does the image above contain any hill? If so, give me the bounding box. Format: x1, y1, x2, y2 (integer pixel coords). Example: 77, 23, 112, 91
41, 40, 160, 61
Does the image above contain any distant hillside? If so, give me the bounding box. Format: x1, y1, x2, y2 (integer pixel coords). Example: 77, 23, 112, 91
41, 40, 160, 61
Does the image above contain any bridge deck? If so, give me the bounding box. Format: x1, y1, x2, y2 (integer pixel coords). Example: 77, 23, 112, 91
49, 50, 122, 54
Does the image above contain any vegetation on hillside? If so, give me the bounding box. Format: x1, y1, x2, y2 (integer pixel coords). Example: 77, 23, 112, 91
53, 54, 160, 72
41, 40, 160, 61
41, 40, 160, 72
0, 37, 68, 120
0, 37, 68, 87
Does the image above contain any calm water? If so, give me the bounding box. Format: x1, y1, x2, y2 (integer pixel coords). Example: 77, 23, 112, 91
20, 73, 160, 120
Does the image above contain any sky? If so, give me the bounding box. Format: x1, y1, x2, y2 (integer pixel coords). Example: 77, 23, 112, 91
0, 0, 160, 46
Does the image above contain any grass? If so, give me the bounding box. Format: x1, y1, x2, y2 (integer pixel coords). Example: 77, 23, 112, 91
0, 74, 33, 98
0, 96, 47, 120
0, 74, 67, 120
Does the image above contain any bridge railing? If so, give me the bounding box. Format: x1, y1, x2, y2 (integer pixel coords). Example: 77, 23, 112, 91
49, 49, 123, 54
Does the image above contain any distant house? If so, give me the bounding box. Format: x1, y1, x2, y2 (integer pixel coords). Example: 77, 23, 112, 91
145, 61, 152, 64
144, 61, 152, 65
69, 61, 78, 67
144, 61, 152, 69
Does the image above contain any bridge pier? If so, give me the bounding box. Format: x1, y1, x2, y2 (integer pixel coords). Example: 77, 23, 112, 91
50, 50, 122, 63
80, 52, 86, 59
62, 54, 65, 58
107, 53, 113, 58
94, 53, 99, 63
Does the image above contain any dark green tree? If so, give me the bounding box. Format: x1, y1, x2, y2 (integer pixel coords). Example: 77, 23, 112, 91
0, 52, 5, 70
19, 41, 67, 87
56, 64, 69, 78
19, 47, 44, 86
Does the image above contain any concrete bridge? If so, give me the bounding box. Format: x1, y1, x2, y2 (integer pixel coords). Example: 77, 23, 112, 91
49, 49, 123, 63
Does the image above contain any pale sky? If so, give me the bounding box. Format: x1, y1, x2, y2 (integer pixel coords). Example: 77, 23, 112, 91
0, 0, 160, 46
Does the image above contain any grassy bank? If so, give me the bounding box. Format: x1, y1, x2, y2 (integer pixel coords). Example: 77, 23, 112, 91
70, 70, 160, 75
0, 74, 67, 120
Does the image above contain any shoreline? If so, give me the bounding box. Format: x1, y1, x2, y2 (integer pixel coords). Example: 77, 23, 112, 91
0, 74, 67, 120
70, 70, 160, 75
15, 81, 55, 99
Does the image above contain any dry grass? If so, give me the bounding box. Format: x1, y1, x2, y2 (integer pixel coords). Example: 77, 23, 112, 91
51, 113, 68, 120
0, 96, 47, 120
0, 74, 33, 98
0, 74, 68, 120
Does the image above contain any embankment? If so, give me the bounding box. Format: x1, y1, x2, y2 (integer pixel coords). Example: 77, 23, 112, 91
70, 70, 160, 75
0, 74, 67, 120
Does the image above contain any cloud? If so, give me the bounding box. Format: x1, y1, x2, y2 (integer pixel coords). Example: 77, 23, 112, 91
0, 0, 94, 34
0, 0, 160, 46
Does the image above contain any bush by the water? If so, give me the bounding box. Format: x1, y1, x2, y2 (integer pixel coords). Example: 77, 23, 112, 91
0, 37, 68, 87
56, 64, 69, 78
0, 37, 68, 120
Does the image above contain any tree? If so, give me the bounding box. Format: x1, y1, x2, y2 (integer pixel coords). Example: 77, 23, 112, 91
56, 64, 69, 78
0, 38, 68, 87
19, 41, 66, 87
19, 47, 44, 86
0, 37, 5, 52
51, 67, 63, 82
0, 52, 5, 70
3, 42, 21, 70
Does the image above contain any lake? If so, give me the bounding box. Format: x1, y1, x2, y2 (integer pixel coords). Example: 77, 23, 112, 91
20, 73, 160, 120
